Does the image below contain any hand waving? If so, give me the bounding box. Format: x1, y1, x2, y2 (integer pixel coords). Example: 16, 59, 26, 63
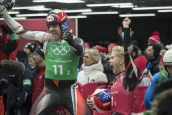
0, 4, 7, 16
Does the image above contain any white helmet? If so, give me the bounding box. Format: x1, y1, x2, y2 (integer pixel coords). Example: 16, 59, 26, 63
163, 49, 172, 66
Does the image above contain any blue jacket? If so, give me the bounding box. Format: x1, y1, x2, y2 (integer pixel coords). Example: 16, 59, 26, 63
144, 72, 160, 109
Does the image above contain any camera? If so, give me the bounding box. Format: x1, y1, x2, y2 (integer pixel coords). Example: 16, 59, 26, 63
0, 60, 25, 94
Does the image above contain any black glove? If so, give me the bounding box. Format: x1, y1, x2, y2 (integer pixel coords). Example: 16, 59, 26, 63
0, 0, 14, 10
63, 31, 84, 56
63, 32, 74, 46
17, 92, 27, 107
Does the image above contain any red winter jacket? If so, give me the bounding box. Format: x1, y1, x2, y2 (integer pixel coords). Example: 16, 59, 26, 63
32, 66, 45, 105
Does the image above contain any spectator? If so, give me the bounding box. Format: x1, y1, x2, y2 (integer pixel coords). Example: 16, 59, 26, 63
32, 48, 45, 105
77, 48, 108, 85
16, 50, 28, 67
6, 51, 33, 115
24, 42, 37, 58
0, 24, 18, 62
144, 43, 162, 76
27, 54, 37, 77
144, 58, 168, 109
134, 55, 148, 86
148, 31, 164, 49
93, 45, 113, 81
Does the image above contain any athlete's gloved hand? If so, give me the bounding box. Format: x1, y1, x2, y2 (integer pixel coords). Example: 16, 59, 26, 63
63, 31, 73, 41
0, 4, 8, 16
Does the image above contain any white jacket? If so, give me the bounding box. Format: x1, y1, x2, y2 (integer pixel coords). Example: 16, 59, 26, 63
77, 61, 108, 85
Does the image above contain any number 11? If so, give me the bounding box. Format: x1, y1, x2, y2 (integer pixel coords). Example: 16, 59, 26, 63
53, 65, 63, 75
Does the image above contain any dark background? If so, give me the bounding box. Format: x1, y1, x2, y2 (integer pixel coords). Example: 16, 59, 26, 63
78, 14, 172, 50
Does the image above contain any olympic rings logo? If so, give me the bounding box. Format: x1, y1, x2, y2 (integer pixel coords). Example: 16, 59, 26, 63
51, 45, 70, 55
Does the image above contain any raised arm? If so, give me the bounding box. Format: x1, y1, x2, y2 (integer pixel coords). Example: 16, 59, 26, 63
122, 18, 132, 66
122, 18, 138, 91
63, 32, 84, 56
0, 5, 48, 43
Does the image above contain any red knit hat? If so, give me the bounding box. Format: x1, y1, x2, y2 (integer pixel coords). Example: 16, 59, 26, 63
148, 31, 160, 44
93, 45, 107, 53
134, 56, 147, 78
108, 43, 118, 54
108, 43, 117, 48
134, 56, 147, 72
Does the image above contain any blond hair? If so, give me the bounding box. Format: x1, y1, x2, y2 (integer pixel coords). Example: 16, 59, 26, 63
85, 48, 101, 63
111, 46, 124, 59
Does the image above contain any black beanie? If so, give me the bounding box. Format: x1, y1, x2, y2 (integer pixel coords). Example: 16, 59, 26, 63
25, 42, 37, 53
34, 48, 45, 59
16, 50, 27, 61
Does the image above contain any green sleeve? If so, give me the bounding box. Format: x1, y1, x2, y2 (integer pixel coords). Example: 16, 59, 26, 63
158, 70, 169, 84
10, 33, 18, 41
